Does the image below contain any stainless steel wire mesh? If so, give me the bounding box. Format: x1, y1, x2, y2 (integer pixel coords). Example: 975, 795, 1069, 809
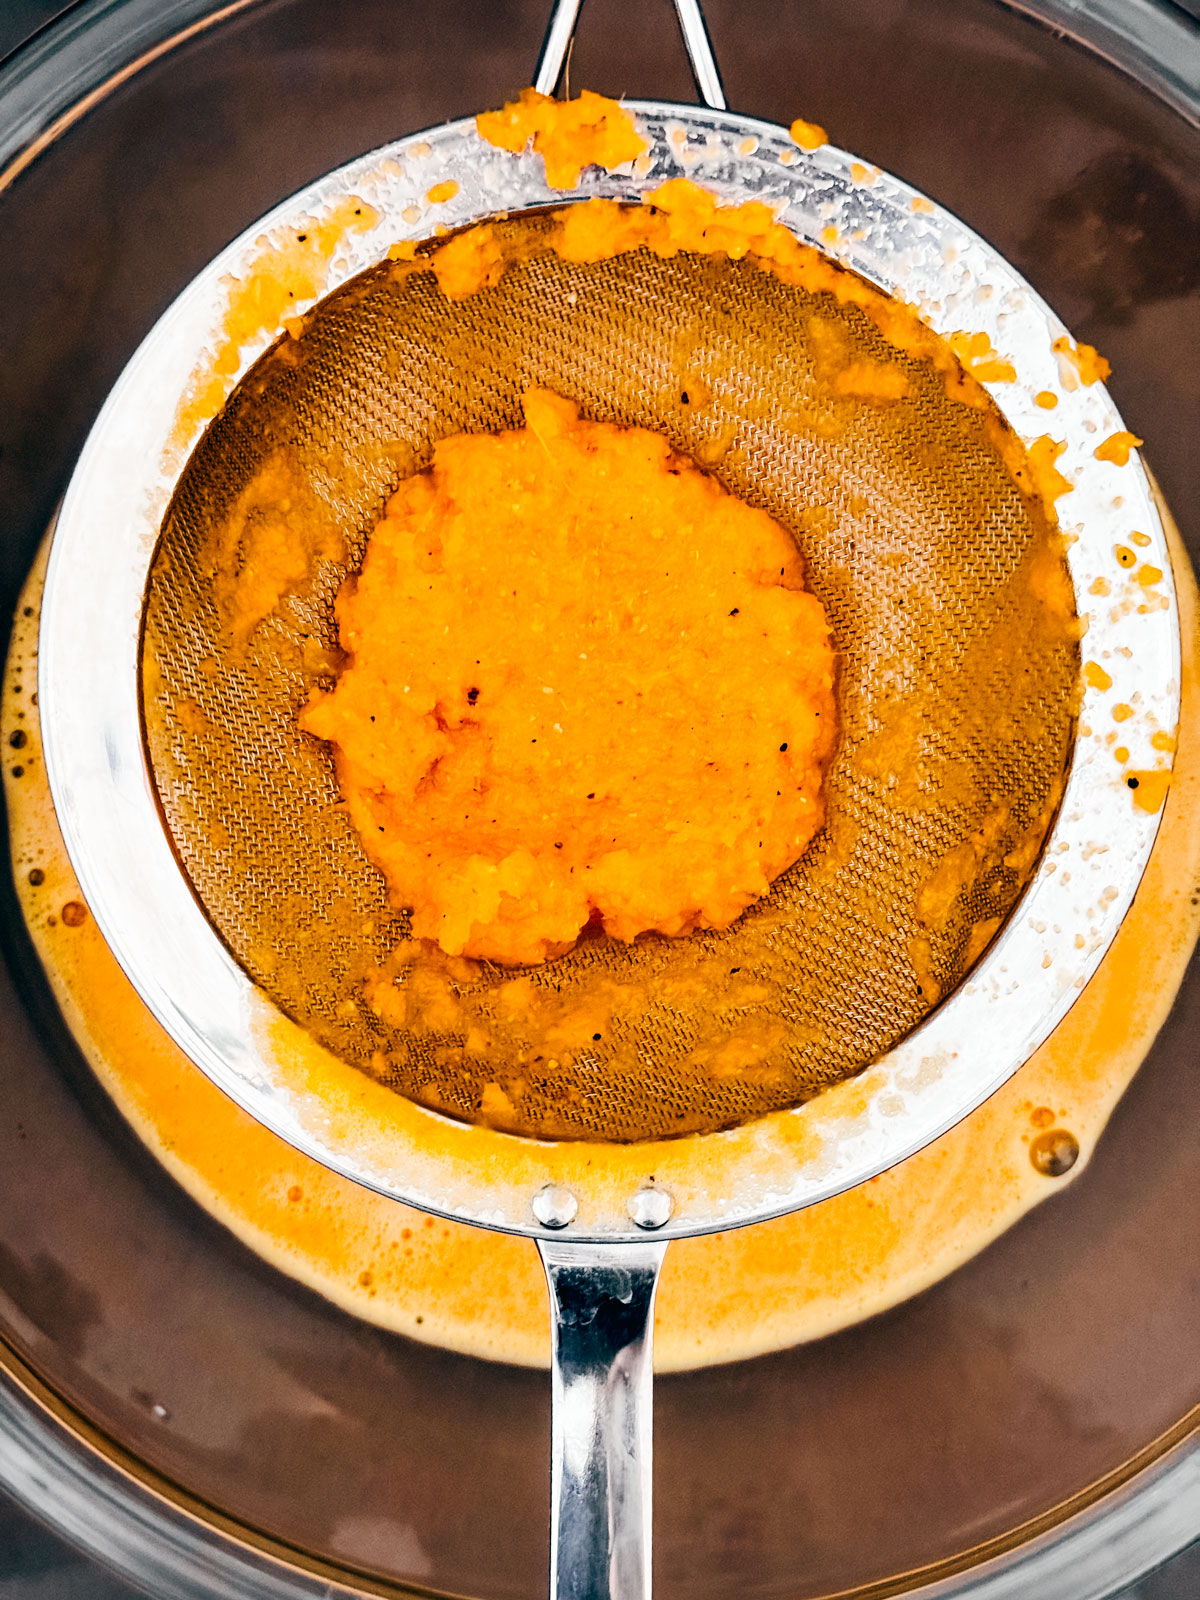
142, 216, 1078, 1141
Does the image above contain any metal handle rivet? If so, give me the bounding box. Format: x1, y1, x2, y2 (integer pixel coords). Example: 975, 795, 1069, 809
628, 1186, 673, 1230
532, 1182, 578, 1228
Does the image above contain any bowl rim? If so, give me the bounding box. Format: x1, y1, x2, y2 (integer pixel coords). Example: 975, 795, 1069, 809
2, 1342, 1198, 1600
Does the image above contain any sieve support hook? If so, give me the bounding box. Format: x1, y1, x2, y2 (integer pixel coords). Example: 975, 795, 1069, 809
539, 1238, 668, 1600
534, 0, 727, 110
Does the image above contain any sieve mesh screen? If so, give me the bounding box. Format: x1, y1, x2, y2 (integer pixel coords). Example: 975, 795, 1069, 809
142, 214, 1078, 1142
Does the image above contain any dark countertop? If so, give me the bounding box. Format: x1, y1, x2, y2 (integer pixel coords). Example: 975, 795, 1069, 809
0, 3, 1197, 1597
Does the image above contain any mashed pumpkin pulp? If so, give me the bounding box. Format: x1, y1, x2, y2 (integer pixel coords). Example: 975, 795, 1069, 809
302, 389, 836, 965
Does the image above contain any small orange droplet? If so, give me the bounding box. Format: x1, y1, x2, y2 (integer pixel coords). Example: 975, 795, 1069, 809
1035, 390, 1058, 409
1083, 661, 1112, 690
1094, 429, 1142, 466
1052, 335, 1110, 385
426, 180, 459, 204
1126, 769, 1171, 813
789, 117, 827, 151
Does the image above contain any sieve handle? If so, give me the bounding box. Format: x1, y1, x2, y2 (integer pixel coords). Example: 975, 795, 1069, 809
534, 0, 727, 111
538, 1238, 668, 1600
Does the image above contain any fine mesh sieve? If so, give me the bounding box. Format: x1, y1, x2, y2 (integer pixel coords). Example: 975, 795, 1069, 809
36, 1, 1181, 1596
143, 221, 1078, 1143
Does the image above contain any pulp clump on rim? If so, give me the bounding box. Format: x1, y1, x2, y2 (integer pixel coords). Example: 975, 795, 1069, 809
168, 196, 380, 456
475, 88, 649, 191
789, 117, 827, 151
301, 387, 837, 966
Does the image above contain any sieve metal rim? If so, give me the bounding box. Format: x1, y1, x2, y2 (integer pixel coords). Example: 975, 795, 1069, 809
38, 103, 1180, 1242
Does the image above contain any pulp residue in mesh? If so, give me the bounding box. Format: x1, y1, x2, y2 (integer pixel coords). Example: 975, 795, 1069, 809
300, 387, 837, 966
